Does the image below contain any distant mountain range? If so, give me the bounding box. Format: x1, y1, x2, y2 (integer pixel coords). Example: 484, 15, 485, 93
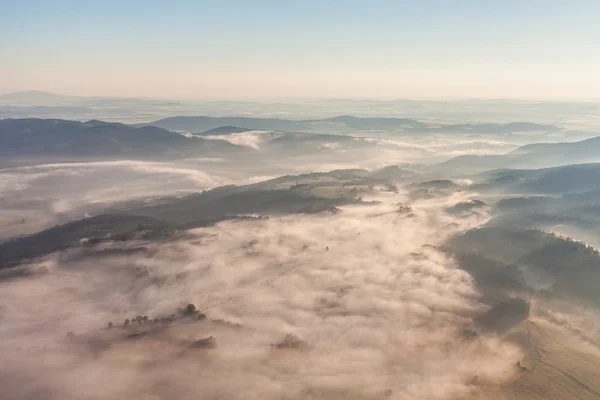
139, 114, 559, 135
1, 116, 591, 168
0, 90, 173, 107
440, 135, 600, 172
0, 118, 244, 161
199, 126, 254, 135
137, 116, 317, 132
0, 91, 562, 135
0, 118, 376, 163
0, 91, 86, 105
479, 163, 600, 194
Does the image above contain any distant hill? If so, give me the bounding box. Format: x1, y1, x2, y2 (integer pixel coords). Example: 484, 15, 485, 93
199, 126, 254, 135
510, 137, 600, 155
370, 165, 418, 181
139, 115, 557, 135
137, 116, 311, 132
481, 163, 600, 194
440, 135, 600, 172
324, 115, 421, 130
0, 91, 85, 105
0, 118, 245, 160
0, 91, 174, 106
265, 131, 358, 153
0, 105, 94, 118
424, 121, 558, 135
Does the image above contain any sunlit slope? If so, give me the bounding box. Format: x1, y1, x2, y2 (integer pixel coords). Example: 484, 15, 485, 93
475, 320, 600, 400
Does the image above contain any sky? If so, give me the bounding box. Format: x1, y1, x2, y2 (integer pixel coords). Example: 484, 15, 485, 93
1, 0, 600, 100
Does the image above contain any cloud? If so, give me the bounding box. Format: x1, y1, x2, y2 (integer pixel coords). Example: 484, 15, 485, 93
0, 160, 245, 218
318, 142, 344, 150
0, 160, 255, 239
203, 131, 275, 150
2, 160, 224, 189
0, 187, 521, 400
453, 179, 474, 187
359, 136, 517, 163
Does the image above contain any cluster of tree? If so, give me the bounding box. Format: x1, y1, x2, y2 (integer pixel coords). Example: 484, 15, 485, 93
106, 303, 207, 329
271, 333, 306, 349
190, 336, 216, 349
178, 303, 207, 319
394, 203, 414, 216
121, 315, 151, 327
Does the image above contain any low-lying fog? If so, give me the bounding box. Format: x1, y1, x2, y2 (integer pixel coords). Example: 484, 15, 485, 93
0, 159, 275, 240
0, 132, 520, 239
2, 111, 600, 400
0, 187, 521, 400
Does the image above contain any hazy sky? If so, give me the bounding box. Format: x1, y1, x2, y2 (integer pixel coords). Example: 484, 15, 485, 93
1, 0, 600, 100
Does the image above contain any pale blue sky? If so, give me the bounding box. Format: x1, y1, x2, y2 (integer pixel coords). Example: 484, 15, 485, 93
1, 0, 599, 99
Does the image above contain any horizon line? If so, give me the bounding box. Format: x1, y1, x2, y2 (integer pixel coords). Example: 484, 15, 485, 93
2, 90, 600, 103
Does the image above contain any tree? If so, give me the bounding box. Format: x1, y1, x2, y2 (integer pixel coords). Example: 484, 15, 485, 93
124, 319, 130, 326
184, 303, 198, 316
107, 322, 113, 329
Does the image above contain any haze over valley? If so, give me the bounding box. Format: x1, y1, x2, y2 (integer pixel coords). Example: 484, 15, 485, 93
3, 1, 600, 399
2, 93, 600, 400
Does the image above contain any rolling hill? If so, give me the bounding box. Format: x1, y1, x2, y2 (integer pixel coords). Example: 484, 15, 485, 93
446, 226, 600, 307
440, 135, 600, 172
139, 115, 557, 135
0, 118, 245, 160
480, 163, 600, 194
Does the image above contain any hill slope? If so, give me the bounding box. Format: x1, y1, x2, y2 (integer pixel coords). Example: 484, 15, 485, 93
0, 118, 245, 160
440, 136, 600, 172
139, 115, 557, 135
